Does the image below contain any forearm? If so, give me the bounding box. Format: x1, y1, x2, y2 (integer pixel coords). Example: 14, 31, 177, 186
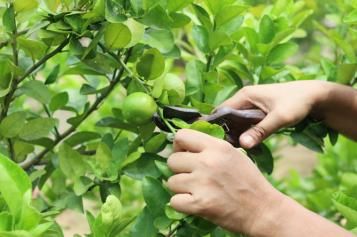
250, 192, 354, 237
314, 81, 357, 140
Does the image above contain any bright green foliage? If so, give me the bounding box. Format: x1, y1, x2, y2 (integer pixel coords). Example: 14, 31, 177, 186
0, 0, 356, 236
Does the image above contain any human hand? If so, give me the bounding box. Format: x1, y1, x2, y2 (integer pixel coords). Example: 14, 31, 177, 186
220, 80, 329, 148
167, 129, 284, 235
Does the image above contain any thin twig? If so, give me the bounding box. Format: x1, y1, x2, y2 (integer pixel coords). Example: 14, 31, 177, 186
0, 30, 27, 50
0, 37, 71, 121
20, 48, 133, 169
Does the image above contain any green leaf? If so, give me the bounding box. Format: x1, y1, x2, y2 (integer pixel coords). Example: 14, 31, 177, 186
192, 4, 212, 29
333, 192, 357, 226
0, 111, 26, 138
189, 121, 225, 140
337, 64, 357, 85
18, 37, 47, 60
13, 141, 34, 163
192, 25, 210, 53
49, 92, 69, 111
14, 0, 38, 12
203, 0, 223, 15
19, 118, 57, 141
105, 0, 127, 23
59, 143, 87, 178
45, 65, 60, 85
131, 207, 157, 237
143, 28, 175, 54
344, 9, 357, 24
104, 23, 132, 49
0, 154, 31, 218
3, 4, 16, 33
215, 4, 246, 29
208, 31, 231, 51
291, 131, 324, 153
136, 48, 165, 80
267, 42, 298, 65
259, 15, 275, 44
65, 131, 101, 147
91, 142, 117, 179
142, 176, 170, 215
154, 160, 173, 178
247, 143, 274, 174
185, 60, 205, 100
140, 5, 172, 29
0, 212, 12, 231
20, 80, 52, 104
167, 0, 193, 12
165, 205, 187, 220
124, 153, 162, 180
144, 133, 167, 153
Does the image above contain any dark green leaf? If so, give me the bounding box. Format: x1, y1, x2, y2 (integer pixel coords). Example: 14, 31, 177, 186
20, 80, 52, 104
136, 48, 165, 80
3, 4, 16, 33
247, 143, 274, 174
49, 92, 69, 111
0, 111, 26, 138
19, 118, 57, 141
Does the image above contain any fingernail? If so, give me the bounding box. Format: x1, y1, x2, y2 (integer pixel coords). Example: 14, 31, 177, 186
240, 135, 255, 148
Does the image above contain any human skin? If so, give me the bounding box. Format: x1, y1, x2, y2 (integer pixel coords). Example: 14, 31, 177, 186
220, 80, 357, 148
167, 81, 357, 236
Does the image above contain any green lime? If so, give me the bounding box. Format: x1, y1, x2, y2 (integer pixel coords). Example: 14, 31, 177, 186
122, 92, 157, 125
160, 73, 186, 105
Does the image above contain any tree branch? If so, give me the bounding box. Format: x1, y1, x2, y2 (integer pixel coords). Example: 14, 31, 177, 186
20, 48, 133, 169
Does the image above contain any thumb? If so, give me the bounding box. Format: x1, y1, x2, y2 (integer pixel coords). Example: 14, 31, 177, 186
239, 112, 283, 149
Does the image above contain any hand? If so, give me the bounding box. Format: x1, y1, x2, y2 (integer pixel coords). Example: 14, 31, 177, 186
167, 129, 284, 235
167, 129, 356, 237
220, 80, 329, 148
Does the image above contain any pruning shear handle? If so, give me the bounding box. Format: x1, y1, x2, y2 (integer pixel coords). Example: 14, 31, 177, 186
153, 106, 266, 147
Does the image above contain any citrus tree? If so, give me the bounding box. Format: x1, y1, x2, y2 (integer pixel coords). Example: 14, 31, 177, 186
0, 0, 356, 236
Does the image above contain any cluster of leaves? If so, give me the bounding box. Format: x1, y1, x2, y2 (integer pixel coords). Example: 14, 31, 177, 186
0, 0, 356, 236
277, 136, 357, 234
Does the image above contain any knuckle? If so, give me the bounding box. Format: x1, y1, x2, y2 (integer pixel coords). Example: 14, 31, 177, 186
192, 196, 206, 213
170, 196, 180, 208
167, 154, 178, 168
175, 129, 190, 140
251, 126, 266, 139
218, 140, 234, 152
167, 176, 177, 191
239, 86, 252, 95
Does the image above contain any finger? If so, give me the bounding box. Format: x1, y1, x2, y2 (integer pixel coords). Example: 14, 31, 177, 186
167, 173, 193, 194
167, 152, 198, 173
239, 111, 284, 148
170, 194, 197, 215
218, 87, 255, 110
174, 129, 217, 152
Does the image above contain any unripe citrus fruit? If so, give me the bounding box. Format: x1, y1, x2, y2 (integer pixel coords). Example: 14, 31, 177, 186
160, 74, 186, 105
122, 92, 157, 125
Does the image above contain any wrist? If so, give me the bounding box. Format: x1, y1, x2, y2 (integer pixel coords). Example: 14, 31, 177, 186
246, 189, 291, 237
310, 80, 334, 120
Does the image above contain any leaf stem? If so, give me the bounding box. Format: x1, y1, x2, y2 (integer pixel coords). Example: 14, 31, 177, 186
20, 48, 133, 169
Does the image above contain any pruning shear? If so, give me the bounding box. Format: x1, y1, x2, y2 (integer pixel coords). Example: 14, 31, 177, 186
153, 106, 266, 147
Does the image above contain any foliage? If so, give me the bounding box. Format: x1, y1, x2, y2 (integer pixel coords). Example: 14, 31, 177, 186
0, 0, 356, 236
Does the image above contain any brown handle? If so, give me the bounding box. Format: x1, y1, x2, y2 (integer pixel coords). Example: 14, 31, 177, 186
202, 107, 266, 124
201, 107, 266, 147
